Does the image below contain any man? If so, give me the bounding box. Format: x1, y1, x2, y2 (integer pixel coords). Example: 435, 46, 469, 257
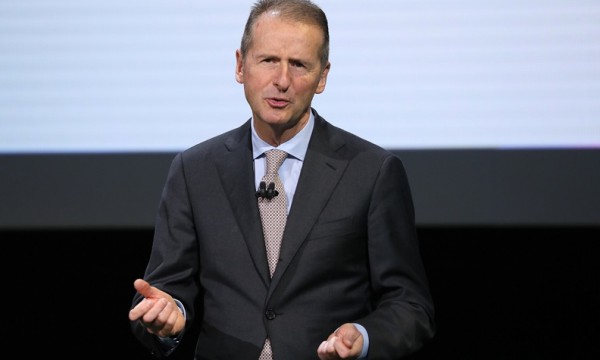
129, 0, 435, 359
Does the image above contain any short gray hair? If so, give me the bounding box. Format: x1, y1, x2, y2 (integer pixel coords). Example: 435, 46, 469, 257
240, 0, 330, 66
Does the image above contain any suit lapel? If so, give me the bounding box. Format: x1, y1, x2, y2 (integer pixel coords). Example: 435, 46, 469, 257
216, 121, 271, 286
270, 115, 349, 288
215, 116, 350, 290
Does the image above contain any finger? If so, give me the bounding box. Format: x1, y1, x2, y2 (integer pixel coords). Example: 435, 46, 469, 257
317, 338, 336, 359
138, 299, 172, 335
128, 298, 155, 321
332, 336, 353, 357
142, 297, 169, 325
325, 336, 338, 353
318, 340, 330, 352
317, 341, 328, 359
156, 305, 180, 337
154, 298, 177, 327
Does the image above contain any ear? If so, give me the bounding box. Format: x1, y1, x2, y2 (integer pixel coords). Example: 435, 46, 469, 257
315, 61, 330, 94
235, 49, 244, 84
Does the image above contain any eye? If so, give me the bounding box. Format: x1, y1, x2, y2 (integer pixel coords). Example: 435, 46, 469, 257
290, 60, 305, 68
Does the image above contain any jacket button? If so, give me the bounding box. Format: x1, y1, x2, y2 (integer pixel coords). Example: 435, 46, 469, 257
265, 309, 276, 320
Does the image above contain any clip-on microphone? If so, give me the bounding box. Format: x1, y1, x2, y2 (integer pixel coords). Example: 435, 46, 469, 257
255, 181, 279, 200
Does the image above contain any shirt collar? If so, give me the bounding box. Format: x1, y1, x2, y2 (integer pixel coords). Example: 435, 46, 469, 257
251, 110, 314, 161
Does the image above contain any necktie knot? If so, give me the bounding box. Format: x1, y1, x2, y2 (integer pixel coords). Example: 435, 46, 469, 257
265, 149, 287, 175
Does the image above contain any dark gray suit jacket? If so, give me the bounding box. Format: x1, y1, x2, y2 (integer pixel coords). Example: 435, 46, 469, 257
131, 110, 435, 359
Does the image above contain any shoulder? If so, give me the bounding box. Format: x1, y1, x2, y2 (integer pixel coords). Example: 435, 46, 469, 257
178, 119, 251, 161
312, 110, 396, 162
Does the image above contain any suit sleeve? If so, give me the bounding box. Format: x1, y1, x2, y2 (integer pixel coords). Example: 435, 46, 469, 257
357, 153, 435, 358
130, 152, 201, 357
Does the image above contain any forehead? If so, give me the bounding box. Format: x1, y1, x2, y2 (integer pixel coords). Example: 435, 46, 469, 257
250, 13, 324, 52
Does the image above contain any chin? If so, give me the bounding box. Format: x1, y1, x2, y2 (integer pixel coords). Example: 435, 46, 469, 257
262, 111, 292, 125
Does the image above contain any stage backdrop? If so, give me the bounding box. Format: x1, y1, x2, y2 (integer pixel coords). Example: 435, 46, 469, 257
1, 1, 599, 228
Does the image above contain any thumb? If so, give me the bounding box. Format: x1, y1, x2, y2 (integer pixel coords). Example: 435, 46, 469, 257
341, 331, 359, 348
133, 278, 160, 299
337, 324, 361, 348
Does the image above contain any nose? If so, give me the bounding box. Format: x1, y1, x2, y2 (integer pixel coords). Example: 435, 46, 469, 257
273, 63, 291, 91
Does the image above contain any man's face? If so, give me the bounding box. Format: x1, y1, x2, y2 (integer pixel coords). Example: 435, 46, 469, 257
235, 13, 330, 143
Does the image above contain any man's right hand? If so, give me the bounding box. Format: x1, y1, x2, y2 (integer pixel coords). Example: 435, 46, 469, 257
128, 279, 185, 338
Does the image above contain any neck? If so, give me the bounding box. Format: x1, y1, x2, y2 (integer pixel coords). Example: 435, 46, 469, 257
255, 112, 310, 146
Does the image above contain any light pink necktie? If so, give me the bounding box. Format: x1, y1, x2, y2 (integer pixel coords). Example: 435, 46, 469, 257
257, 149, 288, 360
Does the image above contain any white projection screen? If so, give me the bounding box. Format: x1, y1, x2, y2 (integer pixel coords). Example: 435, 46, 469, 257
1, 0, 599, 228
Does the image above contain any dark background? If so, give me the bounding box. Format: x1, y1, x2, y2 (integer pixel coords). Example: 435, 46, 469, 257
4, 149, 599, 359
7, 226, 599, 359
